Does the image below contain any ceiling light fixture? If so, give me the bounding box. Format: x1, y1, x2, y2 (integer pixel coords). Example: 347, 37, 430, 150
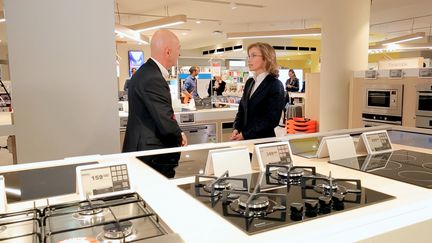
195, 19, 201, 24
115, 24, 149, 44
230, 2, 237, 9
378, 32, 425, 46
227, 28, 321, 39
128, 14, 187, 32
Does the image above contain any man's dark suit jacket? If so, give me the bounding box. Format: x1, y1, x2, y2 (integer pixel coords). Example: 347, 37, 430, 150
122, 58, 182, 177
233, 75, 285, 140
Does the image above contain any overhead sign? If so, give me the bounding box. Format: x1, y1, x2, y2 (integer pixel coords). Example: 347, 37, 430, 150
378, 57, 424, 70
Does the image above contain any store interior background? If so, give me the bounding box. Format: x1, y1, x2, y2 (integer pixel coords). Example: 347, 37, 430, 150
0, 0, 431, 165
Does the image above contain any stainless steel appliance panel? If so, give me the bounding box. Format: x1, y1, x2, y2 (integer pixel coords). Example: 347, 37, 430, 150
363, 84, 403, 117
416, 85, 432, 117
416, 116, 432, 129
180, 123, 217, 144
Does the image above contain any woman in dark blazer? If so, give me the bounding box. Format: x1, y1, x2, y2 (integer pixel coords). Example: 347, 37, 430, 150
231, 42, 285, 140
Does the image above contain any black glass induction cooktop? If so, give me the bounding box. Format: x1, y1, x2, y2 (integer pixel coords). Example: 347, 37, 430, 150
329, 149, 432, 189
178, 167, 393, 235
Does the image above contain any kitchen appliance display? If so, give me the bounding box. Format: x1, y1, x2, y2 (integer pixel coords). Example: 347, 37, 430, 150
0, 193, 183, 243
362, 84, 403, 126
415, 85, 432, 129
329, 150, 432, 189
178, 164, 394, 235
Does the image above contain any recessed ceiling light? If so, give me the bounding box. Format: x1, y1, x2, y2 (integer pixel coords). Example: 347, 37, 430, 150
182, 32, 188, 36
195, 19, 201, 24
230, 2, 237, 9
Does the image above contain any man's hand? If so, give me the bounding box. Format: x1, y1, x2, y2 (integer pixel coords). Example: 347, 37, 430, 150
181, 132, 188, 146
230, 129, 244, 141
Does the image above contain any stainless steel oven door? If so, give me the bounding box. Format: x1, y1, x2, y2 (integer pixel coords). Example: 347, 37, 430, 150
363, 84, 403, 116
416, 90, 432, 117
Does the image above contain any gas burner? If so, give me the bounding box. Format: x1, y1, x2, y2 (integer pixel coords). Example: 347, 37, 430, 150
223, 184, 287, 218
314, 183, 347, 195
301, 171, 362, 201
194, 171, 248, 202
72, 200, 109, 222
203, 180, 231, 193
229, 197, 282, 218
266, 164, 316, 185
277, 167, 304, 178
96, 221, 137, 242
238, 195, 269, 209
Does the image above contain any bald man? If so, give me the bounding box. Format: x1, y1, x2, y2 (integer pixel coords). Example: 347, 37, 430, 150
123, 29, 187, 178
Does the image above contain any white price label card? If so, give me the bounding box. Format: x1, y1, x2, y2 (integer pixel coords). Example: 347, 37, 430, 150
253, 142, 293, 171
0, 175, 7, 213
76, 162, 133, 200
357, 130, 393, 155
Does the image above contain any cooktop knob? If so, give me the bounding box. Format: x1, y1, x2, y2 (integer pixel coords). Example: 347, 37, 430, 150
290, 202, 304, 214
290, 202, 304, 221
332, 194, 345, 211
305, 199, 319, 217
319, 196, 332, 214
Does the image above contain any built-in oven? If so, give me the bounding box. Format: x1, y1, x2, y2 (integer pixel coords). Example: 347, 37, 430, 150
416, 84, 432, 129
362, 84, 403, 125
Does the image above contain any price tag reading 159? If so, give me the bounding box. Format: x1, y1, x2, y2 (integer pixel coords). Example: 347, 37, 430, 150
80, 164, 130, 197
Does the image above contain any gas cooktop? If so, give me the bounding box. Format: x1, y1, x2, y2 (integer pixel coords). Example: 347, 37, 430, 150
0, 193, 184, 243
329, 149, 432, 189
178, 164, 394, 235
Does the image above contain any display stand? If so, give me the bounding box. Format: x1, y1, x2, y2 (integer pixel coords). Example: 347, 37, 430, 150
253, 141, 293, 171
326, 136, 357, 161
204, 147, 251, 176
317, 134, 351, 158
356, 130, 393, 155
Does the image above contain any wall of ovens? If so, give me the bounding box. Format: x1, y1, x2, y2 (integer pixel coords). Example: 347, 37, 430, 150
350, 68, 432, 129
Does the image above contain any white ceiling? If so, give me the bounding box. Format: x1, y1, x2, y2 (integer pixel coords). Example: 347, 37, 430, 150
115, 0, 432, 49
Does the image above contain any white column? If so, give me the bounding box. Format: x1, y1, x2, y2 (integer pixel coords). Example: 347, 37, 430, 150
319, 0, 370, 131
5, 0, 120, 163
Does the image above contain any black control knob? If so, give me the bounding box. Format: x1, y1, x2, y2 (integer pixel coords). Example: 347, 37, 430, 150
290, 202, 304, 214
332, 194, 345, 211
319, 196, 331, 214
290, 202, 303, 221
305, 199, 318, 217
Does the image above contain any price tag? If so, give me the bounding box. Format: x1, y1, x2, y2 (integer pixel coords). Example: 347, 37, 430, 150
0, 175, 7, 213
389, 69, 403, 79
254, 142, 293, 171
419, 68, 432, 78
76, 162, 132, 200
357, 130, 393, 155
364, 70, 377, 79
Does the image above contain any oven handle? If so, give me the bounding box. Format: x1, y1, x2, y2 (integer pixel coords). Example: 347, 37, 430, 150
362, 118, 402, 125
417, 91, 432, 94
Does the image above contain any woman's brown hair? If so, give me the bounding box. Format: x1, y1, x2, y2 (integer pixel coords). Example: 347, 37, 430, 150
247, 42, 279, 77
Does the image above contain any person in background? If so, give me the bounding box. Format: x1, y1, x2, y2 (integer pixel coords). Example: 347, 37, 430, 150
122, 29, 188, 178
123, 67, 137, 92
182, 66, 200, 100
231, 42, 285, 140
207, 75, 226, 96
286, 69, 299, 92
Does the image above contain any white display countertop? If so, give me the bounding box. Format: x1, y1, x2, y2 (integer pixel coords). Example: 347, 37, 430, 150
1, 126, 432, 242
